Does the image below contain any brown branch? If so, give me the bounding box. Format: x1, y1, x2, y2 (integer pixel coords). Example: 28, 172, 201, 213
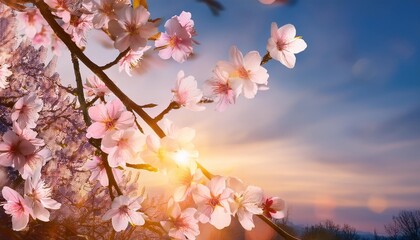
260, 51, 272, 65
257, 215, 301, 240
126, 163, 158, 172
99, 49, 130, 70
154, 101, 180, 122
71, 52, 91, 126
102, 152, 123, 197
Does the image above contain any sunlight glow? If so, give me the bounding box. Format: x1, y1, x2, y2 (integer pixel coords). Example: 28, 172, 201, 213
173, 149, 191, 166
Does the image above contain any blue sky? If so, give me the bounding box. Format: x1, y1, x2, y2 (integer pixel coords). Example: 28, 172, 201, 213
57, 0, 420, 234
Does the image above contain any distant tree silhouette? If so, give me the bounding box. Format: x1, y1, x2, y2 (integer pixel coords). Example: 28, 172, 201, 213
384, 209, 420, 240
301, 219, 359, 240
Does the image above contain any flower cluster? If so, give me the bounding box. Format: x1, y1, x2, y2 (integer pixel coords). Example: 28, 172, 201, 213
0, 0, 308, 239
0, 93, 61, 230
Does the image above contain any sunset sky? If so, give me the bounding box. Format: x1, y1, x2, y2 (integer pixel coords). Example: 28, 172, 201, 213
56, 0, 420, 234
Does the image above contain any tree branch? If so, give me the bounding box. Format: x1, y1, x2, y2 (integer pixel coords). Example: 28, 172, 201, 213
71, 52, 91, 125
99, 49, 129, 70
154, 101, 180, 122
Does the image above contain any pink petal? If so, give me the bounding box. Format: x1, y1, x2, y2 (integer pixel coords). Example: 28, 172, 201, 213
12, 213, 29, 231
277, 24, 296, 43
210, 206, 231, 229
209, 176, 226, 196
33, 201, 50, 221
287, 38, 307, 54
112, 213, 129, 232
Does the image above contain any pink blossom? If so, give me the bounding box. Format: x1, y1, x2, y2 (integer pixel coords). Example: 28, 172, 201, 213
83, 155, 122, 187
161, 199, 200, 240
155, 15, 195, 63
176, 11, 196, 37
102, 195, 145, 232
63, 14, 94, 47
261, 196, 285, 219
193, 176, 233, 229
32, 26, 52, 49
24, 170, 61, 222
15, 8, 44, 39
44, 0, 72, 23
0, 63, 12, 89
108, 5, 157, 52
217, 46, 269, 99
0, 130, 36, 169
20, 148, 51, 180
84, 75, 110, 97
203, 68, 241, 111
12, 122, 45, 148
118, 46, 151, 76
172, 71, 205, 111
11, 93, 43, 130
140, 134, 178, 171
227, 177, 263, 230
86, 99, 134, 139
2, 186, 33, 231
170, 164, 203, 202
267, 23, 307, 68
101, 128, 145, 167
92, 0, 129, 29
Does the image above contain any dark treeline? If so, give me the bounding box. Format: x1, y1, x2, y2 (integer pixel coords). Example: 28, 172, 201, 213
274, 209, 420, 240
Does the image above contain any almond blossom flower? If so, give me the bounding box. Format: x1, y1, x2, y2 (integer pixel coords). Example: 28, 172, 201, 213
102, 195, 146, 232
12, 93, 43, 130
24, 170, 61, 222
32, 26, 52, 49
172, 71, 205, 111
101, 128, 145, 167
63, 13, 94, 47
261, 196, 285, 219
86, 99, 134, 139
0, 63, 12, 89
12, 122, 45, 148
170, 163, 203, 202
44, 0, 72, 23
108, 5, 157, 52
2, 186, 33, 231
84, 75, 110, 97
227, 177, 263, 230
0, 130, 36, 169
92, 0, 129, 29
15, 8, 44, 39
217, 46, 269, 99
193, 176, 233, 229
161, 199, 200, 240
155, 15, 195, 63
20, 148, 51, 180
83, 155, 122, 186
267, 23, 307, 68
176, 11, 196, 37
118, 46, 151, 76
203, 68, 241, 112
140, 134, 178, 171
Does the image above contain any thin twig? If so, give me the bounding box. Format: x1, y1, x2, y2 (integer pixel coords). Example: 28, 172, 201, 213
154, 101, 180, 122
71, 52, 91, 125
99, 49, 130, 70
260, 51, 272, 65
126, 163, 158, 172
